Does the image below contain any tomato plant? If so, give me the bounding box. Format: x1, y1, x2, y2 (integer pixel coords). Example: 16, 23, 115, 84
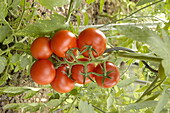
30, 60, 56, 85
71, 58, 95, 84
50, 30, 77, 58
30, 37, 52, 59
50, 66, 75, 93
94, 62, 120, 88
77, 28, 106, 57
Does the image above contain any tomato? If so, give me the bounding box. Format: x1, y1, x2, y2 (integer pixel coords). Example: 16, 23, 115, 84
77, 28, 106, 57
50, 30, 77, 58
71, 58, 95, 84
30, 60, 56, 85
30, 37, 52, 59
94, 62, 120, 88
50, 66, 74, 93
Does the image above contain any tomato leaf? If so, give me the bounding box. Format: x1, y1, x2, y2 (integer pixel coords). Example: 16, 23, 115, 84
0, 74, 8, 86
136, 0, 157, 6
3, 87, 28, 94
0, 56, 7, 74
86, 0, 95, 4
83, 12, 89, 26
117, 76, 138, 88
0, 25, 12, 43
15, 13, 66, 37
38, 0, 70, 9
20, 55, 31, 68
153, 87, 170, 113
117, 26, 170, 77
126, 100, 158, 110
46, 99, 60, 108
23, 90, 38, 99
0, 0, 8, 20
99, 0, 104, 13
3, 103, 20, 110
79, 100, 95, 113
11, 54, 20, 64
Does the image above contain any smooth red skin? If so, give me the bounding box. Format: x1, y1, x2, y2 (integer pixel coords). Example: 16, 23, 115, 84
94, 62, 120, 88
50, 66, 75, 93
77, 28, 106, 57
30, 60, 56, 85
30, 37, 52, 59
71, 58, 95, 84
50, 30, 77, 58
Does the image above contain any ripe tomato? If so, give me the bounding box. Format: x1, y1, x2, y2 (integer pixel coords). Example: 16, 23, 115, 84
71, 58, 95, 84
30, 37, 52, 59
77, 28, 106, 57
50, 66, 74, 93
94, 62, 120, 88
30, 60, 56, 85
50, 30, 77, 58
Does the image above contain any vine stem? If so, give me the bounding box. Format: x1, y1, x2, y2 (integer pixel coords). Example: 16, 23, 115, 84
97, 0, 164, 29
17, 0, 26, 30
67, 97, 77, 113
66, 0, 74, 24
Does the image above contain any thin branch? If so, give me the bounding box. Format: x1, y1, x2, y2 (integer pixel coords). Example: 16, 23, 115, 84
66, 0, 74, 24
97, 0, 164, 29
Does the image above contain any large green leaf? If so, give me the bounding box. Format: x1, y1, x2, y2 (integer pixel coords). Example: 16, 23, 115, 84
117, 76, 138, 87
15, 13, 66, 37
0, 1, 8, 20
39, 0, 70, 9
0, 25, 12, 43
0, 56, 7, 73
79, 100, 95, 113
136, 0, 157, 6
117, 26, 170, 77
3, 87, 28, 94
126, 100, 158, 110
153, 88, 170, 113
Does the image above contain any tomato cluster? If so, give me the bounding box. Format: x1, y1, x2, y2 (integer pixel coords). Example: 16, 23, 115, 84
30, 28, 120, 93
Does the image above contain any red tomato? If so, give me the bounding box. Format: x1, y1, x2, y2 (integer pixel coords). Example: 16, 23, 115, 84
50, 30, 77, 58
71, 58, 95, 84
77, 28, 106, 57
30, 37, 52, 59
50, 66, 74, 93
30, 60, 56, 85
94, 62, 120, 88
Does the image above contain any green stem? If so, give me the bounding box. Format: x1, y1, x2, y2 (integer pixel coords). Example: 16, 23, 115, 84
66, 0, 74, 24
136, 75, 159, 102
17, 0, 26, 30
97, 0, 163, 29
67, 97, 77, 113
92, 104, 106, 113
50, 94, 70, 112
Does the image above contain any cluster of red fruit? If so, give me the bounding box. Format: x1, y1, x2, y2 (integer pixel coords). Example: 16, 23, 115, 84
30, 28, 120, 93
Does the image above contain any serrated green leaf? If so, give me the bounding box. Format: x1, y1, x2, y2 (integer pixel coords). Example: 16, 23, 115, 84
117, 76, 138, 88
3, 103, 20, 110
3, 87, 28, 94
20, 56, 31, 68
0, 74, 8, 85
23, 90, 38, 99
0, 26, 12, 43
83, 12, 89, 26
126, 100, 158, 110
79, 100, 95, 113
10, 0, 20, 8
39, 0, 70, 9
0, 1, 8, 20
15, 13, 66, 37
107, 94, 113, 110
117, 26, 170, 77
0, 56, 7, 73
46, 99, 60, 108
153, 88, 170, 113
11, 54, 20, 64
136, 0, 157, 6
3, 36, 14, 45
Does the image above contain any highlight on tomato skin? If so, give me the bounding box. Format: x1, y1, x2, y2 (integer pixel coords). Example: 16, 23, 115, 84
30, 37, 52, 59
77, 28, 106, 57
50, 66, 75, 93
94, 61, 120, 88
50, 30, 77, 58
71, 58, 95, 84
30, 60, 56, 85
